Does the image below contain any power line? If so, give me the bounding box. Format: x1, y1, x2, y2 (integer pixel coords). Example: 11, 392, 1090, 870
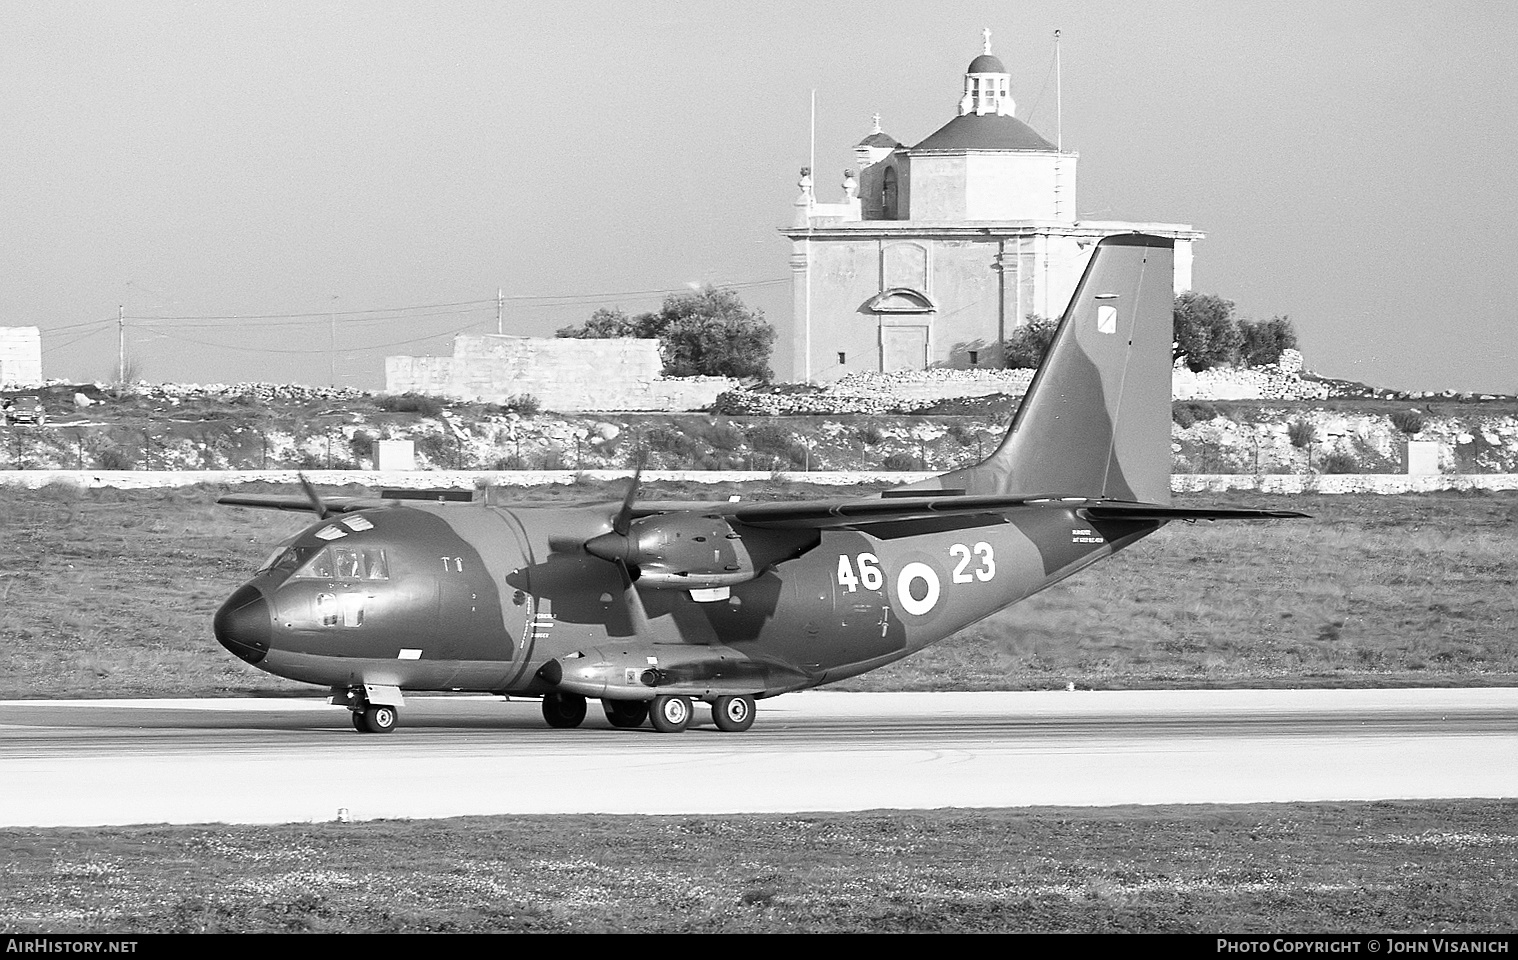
119, 277, 788, 324
138, 322, 491, 356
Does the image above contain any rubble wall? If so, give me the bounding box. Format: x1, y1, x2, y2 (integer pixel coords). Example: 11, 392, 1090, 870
386, 335, 736, 412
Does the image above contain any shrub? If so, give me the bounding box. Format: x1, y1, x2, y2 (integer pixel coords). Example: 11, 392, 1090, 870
1288, 419, 1317, 449
1173, 292, 1242, 372
349, 430, 375, 461
857, 425, 885, 446
1390, 409, 1426, 435
1172, 401, 1219, 429
647, 426, 711, 464
1319, 450, 1360, 474
1003, 316, 1059, 369
415, 432, 456, 467
376, 393, 445, 417
691, 419, 745, 451
1238, 315, 1298, 367
745, 422, 795, 456
502, 394, 540, 416
96, 448, 134, 470
883, 452, 918, 471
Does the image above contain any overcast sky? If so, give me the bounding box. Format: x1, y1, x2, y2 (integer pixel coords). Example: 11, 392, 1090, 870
3, 0, 1515, 392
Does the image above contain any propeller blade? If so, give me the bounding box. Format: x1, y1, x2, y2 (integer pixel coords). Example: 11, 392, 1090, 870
297, 472, 333, 521
612, 457, 644, 536
617, 559, 652, 636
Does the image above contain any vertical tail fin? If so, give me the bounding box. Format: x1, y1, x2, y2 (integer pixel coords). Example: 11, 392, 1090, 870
905, 233, 1174, 504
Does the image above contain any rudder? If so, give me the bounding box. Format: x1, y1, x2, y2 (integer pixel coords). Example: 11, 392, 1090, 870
904, 233, 1174, 504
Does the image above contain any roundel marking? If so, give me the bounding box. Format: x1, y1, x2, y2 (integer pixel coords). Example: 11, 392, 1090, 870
895, 562, 941, 617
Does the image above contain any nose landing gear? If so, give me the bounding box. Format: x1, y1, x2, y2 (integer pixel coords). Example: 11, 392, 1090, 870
352, 704, 398, 734
334, 684, 404, 734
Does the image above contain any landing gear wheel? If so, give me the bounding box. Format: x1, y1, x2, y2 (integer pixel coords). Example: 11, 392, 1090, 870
356, 705, 398, 734
542, 692, 588, 729
603, 699, 650, 729
711, 695, 756, 733
648, 695, 692, 733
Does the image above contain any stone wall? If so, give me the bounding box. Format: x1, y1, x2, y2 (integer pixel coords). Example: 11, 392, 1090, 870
386, 335, 737, 412
4, 468, 1516, 494
0, 327, 42, 386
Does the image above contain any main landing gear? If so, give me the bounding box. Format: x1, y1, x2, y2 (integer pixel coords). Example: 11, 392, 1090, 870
542, 691, 588, 728
536, 693, 759, 733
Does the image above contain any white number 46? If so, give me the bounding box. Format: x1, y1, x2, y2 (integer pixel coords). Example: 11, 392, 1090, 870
836, 552, 884, 592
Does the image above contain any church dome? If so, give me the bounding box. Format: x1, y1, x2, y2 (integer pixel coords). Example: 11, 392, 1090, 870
966, 53, 1006, 74
858, 130, 901, 148
912, 113, 1056, 152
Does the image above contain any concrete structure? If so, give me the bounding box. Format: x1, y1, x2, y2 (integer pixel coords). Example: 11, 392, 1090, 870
1405, 440, 1441, 475
782, 32, 1202, 382
375, 440, 417, 471
386, 335, 737, 412
0, 327, 42, 386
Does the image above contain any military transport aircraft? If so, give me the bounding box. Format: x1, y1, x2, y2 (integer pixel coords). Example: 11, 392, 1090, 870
214, 234, 1305, 734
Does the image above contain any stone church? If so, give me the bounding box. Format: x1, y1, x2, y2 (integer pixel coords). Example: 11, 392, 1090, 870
781, 32, 1202, 382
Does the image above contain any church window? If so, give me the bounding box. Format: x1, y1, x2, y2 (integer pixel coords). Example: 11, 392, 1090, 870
838, 352, 847, 364
969, 350, 979, 366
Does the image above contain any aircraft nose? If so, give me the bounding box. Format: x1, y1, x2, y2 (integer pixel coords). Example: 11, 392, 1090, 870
214, 583, 272, 665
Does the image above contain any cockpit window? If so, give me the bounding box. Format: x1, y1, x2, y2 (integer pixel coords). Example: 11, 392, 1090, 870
257, 543, 318, 576
290, 545, 389, 581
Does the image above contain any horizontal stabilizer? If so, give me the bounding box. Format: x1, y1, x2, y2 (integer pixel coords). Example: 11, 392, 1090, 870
1079, 502, 1310, 522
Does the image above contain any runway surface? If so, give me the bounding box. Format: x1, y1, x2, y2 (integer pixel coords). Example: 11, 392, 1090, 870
1, 688, 1514, 827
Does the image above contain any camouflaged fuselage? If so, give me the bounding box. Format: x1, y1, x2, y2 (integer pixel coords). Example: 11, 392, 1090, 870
216, 496, 1165, 700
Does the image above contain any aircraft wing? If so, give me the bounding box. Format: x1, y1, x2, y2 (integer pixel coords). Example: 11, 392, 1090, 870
216, 494, 377, 513
686, 495, 1307, 530
711, 494, 1080, 529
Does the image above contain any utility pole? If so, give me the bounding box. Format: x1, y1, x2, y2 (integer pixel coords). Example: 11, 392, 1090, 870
117, 305, 125, 382
1055, 30, 1063, 152
497, 288, 503, 335
329, 296, 338, 387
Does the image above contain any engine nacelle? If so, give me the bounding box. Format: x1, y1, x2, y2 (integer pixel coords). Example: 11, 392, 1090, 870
584, 513, 760, 589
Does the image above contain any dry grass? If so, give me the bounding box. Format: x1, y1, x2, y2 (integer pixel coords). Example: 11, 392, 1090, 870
839, 489, 1518, 690
1, 483, 1515, 698
0, 801, 1513, 932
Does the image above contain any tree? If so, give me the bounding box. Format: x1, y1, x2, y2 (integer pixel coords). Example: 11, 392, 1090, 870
1237, 315, 1299, 367
555, 307, 657, 339
656, 287, 775, 379
1003, 314, 1059, 369
558, 287, 776, 380
1173, 291, 1242, 372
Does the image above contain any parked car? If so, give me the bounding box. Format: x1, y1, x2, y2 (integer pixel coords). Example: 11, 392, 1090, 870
3, 396, 45, 426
